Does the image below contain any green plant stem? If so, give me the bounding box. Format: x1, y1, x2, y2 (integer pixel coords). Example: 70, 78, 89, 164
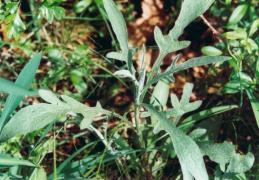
53, 125, 57, 180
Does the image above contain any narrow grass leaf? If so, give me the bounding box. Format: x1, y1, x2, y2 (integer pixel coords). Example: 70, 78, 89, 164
48, 141, 98, 179
0, 78, 37, 96
0, 154, 35, 167
179, 105, 238, 131
0, 52, 42, 133
245, 89, 259, 128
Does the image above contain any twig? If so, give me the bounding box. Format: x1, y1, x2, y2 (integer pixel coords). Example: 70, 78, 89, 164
200, 15, 225, 43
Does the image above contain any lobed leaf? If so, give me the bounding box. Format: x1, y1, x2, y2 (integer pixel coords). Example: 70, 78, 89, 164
169, 0, 215, 39
142, 103, 208, 180
60, 95, 112, 129
197, 141, 235, 165
223, 152, 255, 179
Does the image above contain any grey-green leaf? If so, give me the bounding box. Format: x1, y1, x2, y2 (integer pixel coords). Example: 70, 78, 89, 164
197, 141, 235, 164
103, 0, 128, 60
0, 104, 68, 142
61, 95, 110, 129
174, 56, 231, 72
223, 152, 255, 180
38, 87, 63, 105
169, 0, 215, 39
142, 103, 208, 180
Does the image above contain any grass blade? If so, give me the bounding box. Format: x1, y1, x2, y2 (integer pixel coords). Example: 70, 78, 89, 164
0, 52, 42, 133
179, 105, 238, 132
246, 89, 259, 128
0, 154, 35, 167
0, 78, 37, 96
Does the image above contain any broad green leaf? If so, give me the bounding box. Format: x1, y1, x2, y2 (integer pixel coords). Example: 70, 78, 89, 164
142, 103, 208, 180
201, 46, 223, 56
5, 12, 26, 40
246, 89, 259, 128
222, 28, 247, 40
197, 141, 235, 165
0, 103, 69, 142
28, 167, 47, 180
222, 80, 241, 94
150, 78, 170, 126
0, 154, 35, 167
38, 1, 65, 24
179, 105, 238, 132
150, 78, 170, 110
233, 173, 247, 180
0, 52, 42, 133
0, 78, 37, 96
222, 152, 255, 180
246, 38, 258, 54
249, 18, 259, 37
227, 3, 248, 26
0, 87, 116, 142
70, 70, 87, 94
74, 0, 92, 13
5, 2, 18, 14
